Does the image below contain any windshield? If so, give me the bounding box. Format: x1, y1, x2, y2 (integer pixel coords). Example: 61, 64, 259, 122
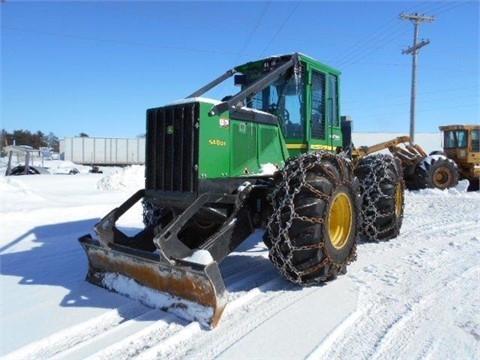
187, 54, 306, 138
444, 130, 467, 149
242, 66, 305, 138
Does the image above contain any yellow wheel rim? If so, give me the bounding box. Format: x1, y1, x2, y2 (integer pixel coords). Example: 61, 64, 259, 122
395, 184, 403, 218
433, 168, 451, 187
328, 193, 353, 250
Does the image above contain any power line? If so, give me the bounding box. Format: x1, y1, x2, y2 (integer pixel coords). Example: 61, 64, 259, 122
352, 102, 479, 119
337, 27, 411, 69
328, 16, 405, 66
259, 1, 301, 57
327, 2, 470, 70
214, 2, 271, 99
343, 86, 478, 104
347, 94, 479, 111
1, 25, 253, 57
234, 2, 271, 64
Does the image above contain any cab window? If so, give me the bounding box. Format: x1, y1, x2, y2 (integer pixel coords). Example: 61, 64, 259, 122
444, 130, 468, 149
471, 129, 479, 151
328, 74, 339, 127
311, 71, 326, 139
246, 67, 305, 138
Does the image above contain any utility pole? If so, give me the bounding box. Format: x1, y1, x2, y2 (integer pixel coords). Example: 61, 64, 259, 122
400, 12, 435, 143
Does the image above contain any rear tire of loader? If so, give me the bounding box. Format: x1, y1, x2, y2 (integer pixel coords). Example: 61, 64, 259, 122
264, 152, 360, 286
414, 156, 459, 190
354, 154, 404, 242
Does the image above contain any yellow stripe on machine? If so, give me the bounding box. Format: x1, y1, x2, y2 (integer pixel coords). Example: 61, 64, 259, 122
310, 144, 336, 151
286, 144, 308, 150
286, 143, 336, 151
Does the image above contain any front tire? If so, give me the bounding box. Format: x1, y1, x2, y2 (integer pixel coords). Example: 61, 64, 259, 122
264, 152, 360, 285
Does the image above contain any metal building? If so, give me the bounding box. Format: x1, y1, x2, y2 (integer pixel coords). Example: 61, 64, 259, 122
60, 137, 145, 165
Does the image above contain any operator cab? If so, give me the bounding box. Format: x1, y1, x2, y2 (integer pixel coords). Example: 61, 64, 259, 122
440, 124, 480, 163
233, 53, 343, 154
190, 53, 345, 157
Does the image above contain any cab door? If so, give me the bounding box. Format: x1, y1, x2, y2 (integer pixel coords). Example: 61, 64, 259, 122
307, 66, 342, 152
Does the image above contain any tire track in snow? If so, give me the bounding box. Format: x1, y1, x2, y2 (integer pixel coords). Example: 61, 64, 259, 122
317, 231, 480, 360
369, 265, 479, 360
72, 256, 281, 359
175, 281, 320, 359
400, 191, 479, 241
7, 245, 284, 360
138, 276, 305, 359
5, 190, 477, 359
134, 322, 204, 360
399, 220, 478, 240
71, 312, 184, 360
2, 302, 151, 360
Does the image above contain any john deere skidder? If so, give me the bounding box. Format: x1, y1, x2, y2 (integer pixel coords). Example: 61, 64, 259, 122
79, 53, 405, 326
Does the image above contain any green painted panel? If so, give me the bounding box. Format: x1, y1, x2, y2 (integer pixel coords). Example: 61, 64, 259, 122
258, 125, 286, 169
231, 121, 257, 175
198, 105, 230, 179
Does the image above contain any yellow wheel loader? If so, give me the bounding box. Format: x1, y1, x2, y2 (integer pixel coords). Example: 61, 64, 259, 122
437, 124, 480, 191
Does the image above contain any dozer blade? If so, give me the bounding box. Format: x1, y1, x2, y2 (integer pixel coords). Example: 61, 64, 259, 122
78, 235, 227, 327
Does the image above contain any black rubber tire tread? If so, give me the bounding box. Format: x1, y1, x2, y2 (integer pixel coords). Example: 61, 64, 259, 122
467, 177, 480, 192
413, 156, 459, 190
142, 199, 173, 229
264, 151, 360, 286
403, 172, 421, 191
354, 154, 405, 242
9, 165, 41, 175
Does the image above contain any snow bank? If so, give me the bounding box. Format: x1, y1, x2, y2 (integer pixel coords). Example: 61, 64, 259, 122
44, 160, 87, 175
97, 165, 145, 191
408, 180, 477, 197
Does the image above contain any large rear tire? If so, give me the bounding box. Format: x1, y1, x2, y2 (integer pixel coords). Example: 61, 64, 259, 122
354, 154, 405, 241
413, 156, 459, 190
264, 152, 360, 285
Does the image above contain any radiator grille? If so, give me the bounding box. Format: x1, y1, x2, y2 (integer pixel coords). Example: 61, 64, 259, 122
146, 103, 199, 193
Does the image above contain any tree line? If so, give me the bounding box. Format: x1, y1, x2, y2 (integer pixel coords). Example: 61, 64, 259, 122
1, 130, 144, 155
1, 129, 61, 152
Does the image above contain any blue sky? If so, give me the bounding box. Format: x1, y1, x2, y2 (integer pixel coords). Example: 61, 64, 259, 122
1, 1, 478, 139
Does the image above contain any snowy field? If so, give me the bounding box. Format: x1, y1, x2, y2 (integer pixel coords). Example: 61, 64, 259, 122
1, 157, 479, 359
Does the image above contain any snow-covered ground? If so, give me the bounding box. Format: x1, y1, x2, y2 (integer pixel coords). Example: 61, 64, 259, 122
1, 159, 479, 359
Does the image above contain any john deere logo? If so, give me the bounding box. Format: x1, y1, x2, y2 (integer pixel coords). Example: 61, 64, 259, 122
167, 125, 174, 135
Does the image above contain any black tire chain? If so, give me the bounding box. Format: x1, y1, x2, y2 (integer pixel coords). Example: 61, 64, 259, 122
355, 154, 404, 242
266, 151, 358, 285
